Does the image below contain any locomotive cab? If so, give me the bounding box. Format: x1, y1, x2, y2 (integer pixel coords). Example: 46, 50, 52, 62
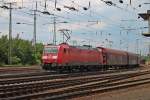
42, 45, 59, 70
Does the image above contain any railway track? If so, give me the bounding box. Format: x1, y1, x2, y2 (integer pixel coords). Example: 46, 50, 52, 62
0, 71, 52, 79
0, 66, 42, 74
0, 67, 138, 79
0, 69, 150, 100
0, 68, 139, 85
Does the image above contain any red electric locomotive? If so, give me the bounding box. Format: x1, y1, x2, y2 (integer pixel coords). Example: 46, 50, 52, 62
42, 43, 140, 71
42, 43, 103, 71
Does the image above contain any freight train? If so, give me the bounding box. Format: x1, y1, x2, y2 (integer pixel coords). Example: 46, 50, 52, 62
42, 43, 140, 71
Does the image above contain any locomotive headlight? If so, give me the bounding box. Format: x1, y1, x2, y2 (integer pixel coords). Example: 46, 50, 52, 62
52, 56, 57, 59
42, 56, 48, 59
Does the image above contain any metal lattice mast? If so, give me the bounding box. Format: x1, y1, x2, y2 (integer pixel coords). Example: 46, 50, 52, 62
8, 3, 12, 65
33, 2, 37, 54
53, 16, 56, 45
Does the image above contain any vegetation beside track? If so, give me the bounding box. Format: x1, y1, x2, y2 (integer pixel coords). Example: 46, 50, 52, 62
0, 35, 43, 66
143, 56, 150, 65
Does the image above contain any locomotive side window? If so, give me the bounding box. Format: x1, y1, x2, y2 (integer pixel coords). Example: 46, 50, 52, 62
44, 47, 58, 53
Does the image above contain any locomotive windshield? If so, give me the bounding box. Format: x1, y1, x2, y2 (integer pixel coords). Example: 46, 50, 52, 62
44, 47, 58, 53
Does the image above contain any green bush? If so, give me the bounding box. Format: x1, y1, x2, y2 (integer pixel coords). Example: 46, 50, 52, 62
145, 56, 150, 61
0, 35, 43, 66
11, 56, 21, 64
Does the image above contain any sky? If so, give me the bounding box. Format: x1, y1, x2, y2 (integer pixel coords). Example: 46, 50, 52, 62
0, 0, 150, 55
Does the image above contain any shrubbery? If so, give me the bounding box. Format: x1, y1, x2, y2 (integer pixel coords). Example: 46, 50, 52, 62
0, 35, 43, 65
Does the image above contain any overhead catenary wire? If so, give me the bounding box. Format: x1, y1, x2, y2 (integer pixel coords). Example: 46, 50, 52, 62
53, 0, 144, 30
44, 1, 125, 30
0, 0, 146, 32
0, 0, 139, 30
4, 1, 139, 40
0, 0, 149, 54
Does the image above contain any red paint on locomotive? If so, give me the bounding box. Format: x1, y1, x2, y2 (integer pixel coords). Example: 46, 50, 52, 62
42, 43, 103, 69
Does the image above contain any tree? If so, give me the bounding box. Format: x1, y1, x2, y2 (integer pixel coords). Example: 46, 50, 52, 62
0, 35, 44, 66
0, 35, 8, 65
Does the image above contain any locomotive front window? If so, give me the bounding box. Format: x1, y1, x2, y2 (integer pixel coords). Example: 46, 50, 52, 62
44, 47, 58, 53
